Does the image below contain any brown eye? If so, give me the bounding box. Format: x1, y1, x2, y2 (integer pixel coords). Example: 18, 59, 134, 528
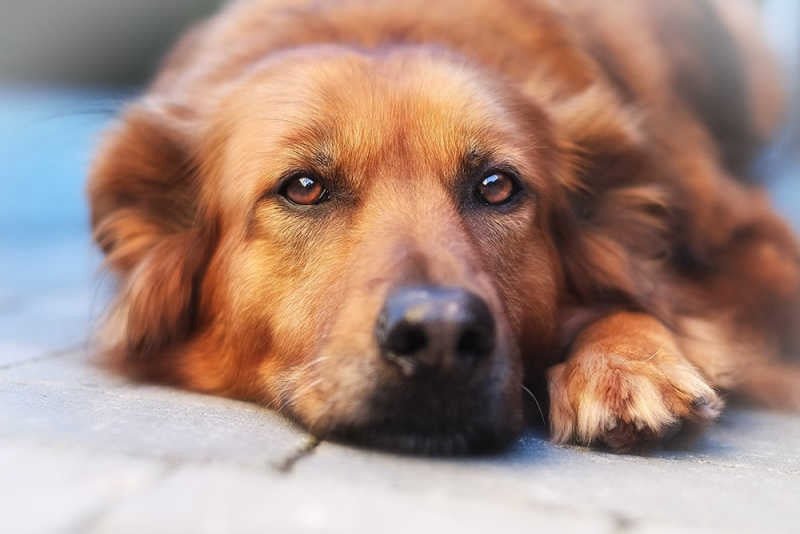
476, 172, 519, 206
280, 175, 328, 205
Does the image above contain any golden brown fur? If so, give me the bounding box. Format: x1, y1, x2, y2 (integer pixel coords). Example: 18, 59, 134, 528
88, 0, 800, 453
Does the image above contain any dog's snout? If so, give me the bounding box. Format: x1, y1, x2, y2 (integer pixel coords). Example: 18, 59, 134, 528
376, 285, 496, 374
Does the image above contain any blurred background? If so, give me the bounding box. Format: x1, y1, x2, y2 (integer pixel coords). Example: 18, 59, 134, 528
1, 1, 797, 90
0, 0, 220, 86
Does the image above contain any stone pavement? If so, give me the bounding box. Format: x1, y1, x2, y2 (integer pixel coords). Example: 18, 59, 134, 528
1, 88, 799, 534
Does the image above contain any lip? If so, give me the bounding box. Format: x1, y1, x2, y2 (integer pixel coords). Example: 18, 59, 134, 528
318, 374, 524, 455
326, 419, 519, 456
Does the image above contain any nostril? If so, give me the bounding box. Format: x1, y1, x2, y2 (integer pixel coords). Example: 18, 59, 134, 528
456, 325, 494, 360
386, 322, 428, 356
377, 285, 496, 374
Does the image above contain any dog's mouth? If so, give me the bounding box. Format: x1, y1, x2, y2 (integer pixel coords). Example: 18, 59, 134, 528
316, 373, 523, 455
327, 418, 516, 455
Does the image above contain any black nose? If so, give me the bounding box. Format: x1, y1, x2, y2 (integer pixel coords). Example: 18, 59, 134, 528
376, 285, 496, 375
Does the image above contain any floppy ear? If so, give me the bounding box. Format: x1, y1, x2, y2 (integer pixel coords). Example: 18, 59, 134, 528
88, 102, 214, 368
549, 87, 674, 314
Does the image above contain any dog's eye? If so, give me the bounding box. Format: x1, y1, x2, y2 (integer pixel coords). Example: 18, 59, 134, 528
280, 175, 328, 205
476, 172, 519, 206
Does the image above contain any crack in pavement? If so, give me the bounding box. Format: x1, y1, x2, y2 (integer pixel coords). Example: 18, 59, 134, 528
271, 436, 320, 474
611, 512, 637, 533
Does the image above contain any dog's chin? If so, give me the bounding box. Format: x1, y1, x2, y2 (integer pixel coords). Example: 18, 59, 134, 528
294, 350, 523, 455
322, 394, 524, 455
327, 419, 519, 456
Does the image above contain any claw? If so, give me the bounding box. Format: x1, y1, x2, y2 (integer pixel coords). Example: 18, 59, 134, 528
691, 395, 723, 420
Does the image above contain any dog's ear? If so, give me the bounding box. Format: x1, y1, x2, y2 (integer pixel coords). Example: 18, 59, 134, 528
88, 102, 215, 369
549, 87, 674, 314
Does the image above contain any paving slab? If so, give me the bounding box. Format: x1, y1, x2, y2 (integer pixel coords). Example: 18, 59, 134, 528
0, 440, 166, 534
291, 410, 800, 534
88, 462, 621, 534
0, 350, 309, 468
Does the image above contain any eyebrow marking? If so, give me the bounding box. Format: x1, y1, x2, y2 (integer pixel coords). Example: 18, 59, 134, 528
311, 150, 335, 170
460, 148, 493, 177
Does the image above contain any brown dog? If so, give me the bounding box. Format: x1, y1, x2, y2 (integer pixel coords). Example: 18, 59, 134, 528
88, 0, 800, 453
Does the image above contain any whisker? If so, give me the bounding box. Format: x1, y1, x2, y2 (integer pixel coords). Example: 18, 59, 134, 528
522, 384, 546, 425
644, 346, 663, 362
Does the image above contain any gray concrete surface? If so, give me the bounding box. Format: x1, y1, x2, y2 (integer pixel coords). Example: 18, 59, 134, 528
2, 89, 800, 534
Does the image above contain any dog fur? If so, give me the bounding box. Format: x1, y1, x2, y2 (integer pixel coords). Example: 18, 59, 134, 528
88, 0, 800, 453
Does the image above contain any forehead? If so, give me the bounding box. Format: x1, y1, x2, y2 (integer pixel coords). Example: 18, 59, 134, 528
215, 48, 549, 199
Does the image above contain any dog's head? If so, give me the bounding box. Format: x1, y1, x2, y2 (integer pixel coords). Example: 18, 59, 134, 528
90, 46, 668, 453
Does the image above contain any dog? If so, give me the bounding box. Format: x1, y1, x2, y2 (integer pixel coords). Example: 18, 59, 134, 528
88, 0, 800, 454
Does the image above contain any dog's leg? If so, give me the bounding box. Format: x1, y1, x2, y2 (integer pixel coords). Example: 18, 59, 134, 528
547, 312, 723, 451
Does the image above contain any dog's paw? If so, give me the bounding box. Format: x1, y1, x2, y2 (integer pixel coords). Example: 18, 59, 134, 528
547, 347, 723, 452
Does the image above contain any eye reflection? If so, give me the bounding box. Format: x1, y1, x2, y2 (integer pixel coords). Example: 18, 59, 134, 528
476, 172, 518, 206
280, 175, 328, 205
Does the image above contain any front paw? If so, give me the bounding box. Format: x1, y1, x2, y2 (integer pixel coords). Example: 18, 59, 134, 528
547, 349, 723, 452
